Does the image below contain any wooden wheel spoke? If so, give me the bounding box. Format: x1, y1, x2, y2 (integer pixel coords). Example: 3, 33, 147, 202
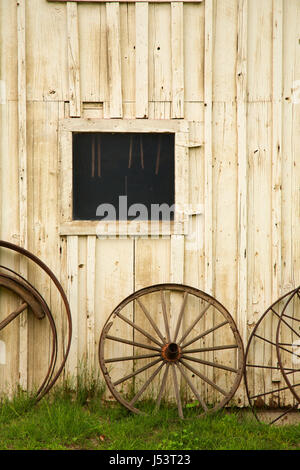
99, 284, 244, 418
173, 291, 188, 342
178, 302, 211, 346
182, 355, 237, 373
182, 320, 228, 349
176, 362, 208, 412
130, 361, 166, 406
105, 353, 161, 364
105, 334, 161, 352
180, 359, 228, 396
136, 298, 165, 343
113, 357, 162, 387
0, 302, 28, 331
184, 344, 238, 354
116, 311, 163, 347
155, 363, 170, 411
161, 290, 170, 343
171, 363, 183, 419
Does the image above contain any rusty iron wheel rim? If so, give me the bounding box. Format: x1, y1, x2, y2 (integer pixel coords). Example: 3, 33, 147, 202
276, 286, 300, 409
0, 269, 58, 400
244, 287, 300, 425
0, 240, 72, 402
99, 283, 244, 419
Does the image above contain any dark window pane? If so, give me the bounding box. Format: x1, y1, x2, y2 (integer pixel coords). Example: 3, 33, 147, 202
72, 132, 175, 221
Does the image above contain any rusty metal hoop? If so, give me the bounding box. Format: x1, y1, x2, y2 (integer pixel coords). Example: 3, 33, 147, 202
99, 283, 244, 419
276, 287, 300, 409
0, 240, 72, 401
244, 287, 300, 425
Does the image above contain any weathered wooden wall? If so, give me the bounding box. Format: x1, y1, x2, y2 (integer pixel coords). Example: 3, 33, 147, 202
0, 0, 299, 406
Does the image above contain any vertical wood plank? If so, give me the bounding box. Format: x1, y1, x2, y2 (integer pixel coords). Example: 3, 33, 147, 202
171, 2, 184, 118
67, 2, 81, 117
59, 130, 72, 223
0, 101, 20, 397
281, 0, 299, 296
27, 102, 61, 391
135, 238, 171, 399
212, 0, 238, 102
236, 0, 248, 347
271, 0, 283, 299
17, 0, 28, 390
67, 235, 79, 380
212, 102, 239, 400
169, 235, 184, 342
26, 0, 68, 102
78, 2, 102, 102
149, 2, 172, 102
204, 0, 213, 296
170, 235, 184, 285
120, 3, 136, 111
247, 0, 273, 102
175, 132, 189, 230
106, 2, 122, 118
86, 235, 96, 372
183, 2, 204, 103
248, 102, 273, 400
135, 2, 148, 118
271, 0, 283, 382
95, 239, 134, 396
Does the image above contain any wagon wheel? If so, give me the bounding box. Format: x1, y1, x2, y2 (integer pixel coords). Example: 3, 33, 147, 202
244, 287, 300, 425
0, 240, 72, 401
276, 287, 300, 414
99, 283, 244, 419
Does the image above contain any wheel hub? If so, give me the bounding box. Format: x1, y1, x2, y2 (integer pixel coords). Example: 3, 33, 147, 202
161, 342, 182, 362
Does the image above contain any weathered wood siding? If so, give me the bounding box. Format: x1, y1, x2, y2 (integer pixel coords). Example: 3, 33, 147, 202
0, 0, 299, 405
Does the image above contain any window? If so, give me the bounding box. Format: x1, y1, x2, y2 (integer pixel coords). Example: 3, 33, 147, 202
72, 132, 175, 221
59, 119, 189, 237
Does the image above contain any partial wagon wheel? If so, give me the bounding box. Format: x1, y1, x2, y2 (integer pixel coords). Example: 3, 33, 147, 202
276, 287, 300, 412
244, 287, 300, 425
0, 240, 72, 402
99, 283, 244, 419
0, 270, 58, 400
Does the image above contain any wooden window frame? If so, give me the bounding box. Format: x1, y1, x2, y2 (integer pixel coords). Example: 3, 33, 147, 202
48, 1, 203, 3
59, 118, 190, 237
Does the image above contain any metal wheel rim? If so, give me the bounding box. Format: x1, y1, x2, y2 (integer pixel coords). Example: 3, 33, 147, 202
0, 240, 72, 400
244, 287, 300, 424
276, 286, 300, 407
0, 269, 58, 401
99, 283, 244, 419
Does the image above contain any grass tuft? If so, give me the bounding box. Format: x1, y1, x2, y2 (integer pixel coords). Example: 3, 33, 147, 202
2, 373, 300, 450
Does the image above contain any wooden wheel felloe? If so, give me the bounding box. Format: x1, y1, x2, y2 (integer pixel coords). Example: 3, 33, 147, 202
244, 287, 300, 425
99, 283, 244, 418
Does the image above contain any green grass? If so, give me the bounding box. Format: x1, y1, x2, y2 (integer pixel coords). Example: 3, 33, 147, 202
1, 379, 300, 450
